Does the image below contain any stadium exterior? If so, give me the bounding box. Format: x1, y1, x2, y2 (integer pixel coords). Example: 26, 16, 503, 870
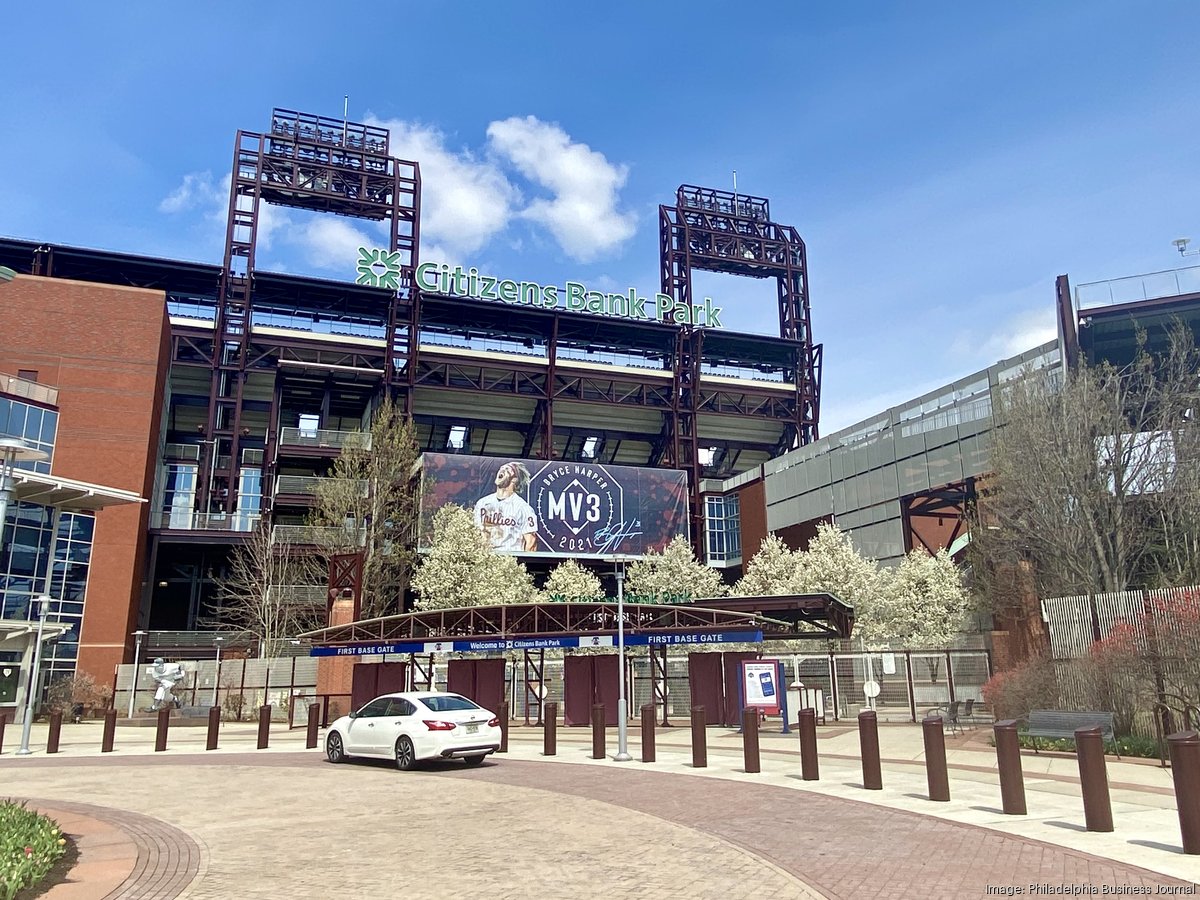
1, 106, 1198, 711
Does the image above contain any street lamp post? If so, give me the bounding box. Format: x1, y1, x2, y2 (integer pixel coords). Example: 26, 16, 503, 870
16, 595, 52, 756
611, 557, 632, 762
212, 636, 224, 707
127, 630, 147, 718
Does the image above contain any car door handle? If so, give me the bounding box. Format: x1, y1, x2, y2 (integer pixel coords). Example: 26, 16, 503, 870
367, 723, 375, 728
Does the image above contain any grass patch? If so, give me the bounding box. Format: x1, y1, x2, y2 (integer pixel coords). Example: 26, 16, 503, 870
0, 801, 67, 900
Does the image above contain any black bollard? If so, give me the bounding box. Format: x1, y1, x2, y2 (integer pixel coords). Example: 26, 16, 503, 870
47, 710, 63, 754
799, 708, 819, 781
994, 719, 1027, 815
305, 703, 320, 750
690, 705, 707, 768
543, 701, 558, 756
858, 709, 882, 790
256, 704, 271, 749
498, 704, 509, 753
1075, 726, 1113, 832
206, 706, 221, 751
922, 715, 950, 801
591, 703, 606, 760
154, 707, 170, 752
1168, 731, 1200, 854
742, 707, 761, 773
101, 708, 118, 753
640, 703, 656, 763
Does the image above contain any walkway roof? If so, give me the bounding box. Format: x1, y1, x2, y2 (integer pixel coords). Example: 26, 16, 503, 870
12, 469, 145, 512
301, 594, 854, 649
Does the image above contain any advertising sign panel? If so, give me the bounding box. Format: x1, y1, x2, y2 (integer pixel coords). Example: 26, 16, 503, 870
418, 453, 689, 558
741, 660, 783, 713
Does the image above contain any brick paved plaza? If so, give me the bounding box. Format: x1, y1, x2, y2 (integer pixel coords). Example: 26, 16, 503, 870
3, 720, 1198, 898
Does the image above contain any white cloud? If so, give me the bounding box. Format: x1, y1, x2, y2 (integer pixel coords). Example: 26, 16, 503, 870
367, 117, 518, 259
290, 217, 372, 270
487, 116, 636, 263
159, 171, 222, 214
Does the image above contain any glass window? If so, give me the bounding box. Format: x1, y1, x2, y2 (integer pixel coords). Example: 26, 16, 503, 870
420, 695, 480, 712
357, 698, 391, 717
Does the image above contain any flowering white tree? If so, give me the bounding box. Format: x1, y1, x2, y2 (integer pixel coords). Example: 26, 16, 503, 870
733, 534, 801, 596
871, 549, 973, 648
542, 559, 603, 602
733, 523, 971, 649
412, 505, 537, 609
625, 536, 726, 603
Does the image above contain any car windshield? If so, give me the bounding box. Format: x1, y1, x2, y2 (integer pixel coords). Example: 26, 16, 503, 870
420, 695, 480, 712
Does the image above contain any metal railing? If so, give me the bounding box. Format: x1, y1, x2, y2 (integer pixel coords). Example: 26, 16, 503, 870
279, 427, 370, 451
157, 511, 262, 532
270, 524, 365, 546
1, 372, 58, 406
1075, 265, 1200, 310
273, 475, 367, 497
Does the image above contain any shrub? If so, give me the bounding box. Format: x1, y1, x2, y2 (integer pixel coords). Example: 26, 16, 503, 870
44, 673, 113, 718
0, 800, 67, 900
982, 655, 1059, 720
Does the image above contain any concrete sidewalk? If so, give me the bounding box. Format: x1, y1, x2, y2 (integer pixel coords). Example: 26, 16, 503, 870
3, 717, 1197, 895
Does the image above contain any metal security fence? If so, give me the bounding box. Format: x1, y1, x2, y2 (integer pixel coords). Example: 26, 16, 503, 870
788, 650, 992, 723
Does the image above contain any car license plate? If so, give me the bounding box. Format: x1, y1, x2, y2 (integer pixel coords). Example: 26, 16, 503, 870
466, 723, 479, 734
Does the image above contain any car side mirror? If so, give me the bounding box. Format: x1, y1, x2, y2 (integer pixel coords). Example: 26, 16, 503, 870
348, 710, 358, 719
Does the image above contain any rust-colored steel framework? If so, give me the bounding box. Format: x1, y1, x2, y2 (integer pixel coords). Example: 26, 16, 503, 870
202, 108, 420, 518
660, 186, 822, 540
302, 594, 854, 646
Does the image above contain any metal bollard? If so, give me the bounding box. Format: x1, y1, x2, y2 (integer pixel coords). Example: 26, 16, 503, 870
799, 708, 819, 780
1075, 726, 1113, 832
742, 707, 761, 773
640, 703, 656, 763
305, 703, 320, 750
591, 703, 606, 759
206, 706, 221, 751
0, 716, 5, 754
257, 705, 271, 749
858, 709, 882, 790
154, 707, 170, 752
690, 705, 707, 768
101, 708, 118, 753
1168, 731, 1200, 854
543, 701, 558, 756
922, 715, 950, 801
993, 719, 1027, 815
47, 710, 63, 754
498, 704, 509, 753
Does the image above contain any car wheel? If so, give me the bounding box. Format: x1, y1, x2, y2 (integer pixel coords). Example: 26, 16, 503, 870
395, 736, 417, 771
326, 732, 346, 764
463, 754, 487, 767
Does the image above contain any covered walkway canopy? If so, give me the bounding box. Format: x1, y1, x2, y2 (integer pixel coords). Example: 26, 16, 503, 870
301, 594, 854, 654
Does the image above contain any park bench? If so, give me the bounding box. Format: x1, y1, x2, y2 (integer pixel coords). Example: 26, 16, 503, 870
1026, 709, 1118, 757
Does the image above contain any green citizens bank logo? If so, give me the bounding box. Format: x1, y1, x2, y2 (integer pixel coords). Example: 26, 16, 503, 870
352, 247, 724, 328
356, 248, 404, 291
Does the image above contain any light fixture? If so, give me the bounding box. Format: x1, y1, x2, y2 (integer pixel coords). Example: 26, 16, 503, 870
1174, 238, 1198, 258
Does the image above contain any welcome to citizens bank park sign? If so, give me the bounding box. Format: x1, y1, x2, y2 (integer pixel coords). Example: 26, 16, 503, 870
355, 248, 725, 328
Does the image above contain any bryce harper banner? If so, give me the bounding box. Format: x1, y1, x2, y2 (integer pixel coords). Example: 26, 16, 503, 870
418, 453, 690, 558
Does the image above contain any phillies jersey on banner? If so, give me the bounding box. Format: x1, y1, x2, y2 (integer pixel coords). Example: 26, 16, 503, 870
473, 493, 537, 551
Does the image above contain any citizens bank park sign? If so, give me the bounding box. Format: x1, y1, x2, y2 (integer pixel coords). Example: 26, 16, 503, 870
311, 631, 764, 657
355, 248, 725, 328
418, 452, 690, 559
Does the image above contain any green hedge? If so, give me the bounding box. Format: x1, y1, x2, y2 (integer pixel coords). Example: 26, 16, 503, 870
1016, 733, 1162, 758
0, 801, 66, 900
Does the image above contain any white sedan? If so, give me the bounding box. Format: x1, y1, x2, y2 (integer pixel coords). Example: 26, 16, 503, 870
325, 691, 502, 770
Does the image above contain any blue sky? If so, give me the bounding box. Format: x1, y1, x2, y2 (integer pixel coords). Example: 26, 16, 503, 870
2, 2, 1197, 433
